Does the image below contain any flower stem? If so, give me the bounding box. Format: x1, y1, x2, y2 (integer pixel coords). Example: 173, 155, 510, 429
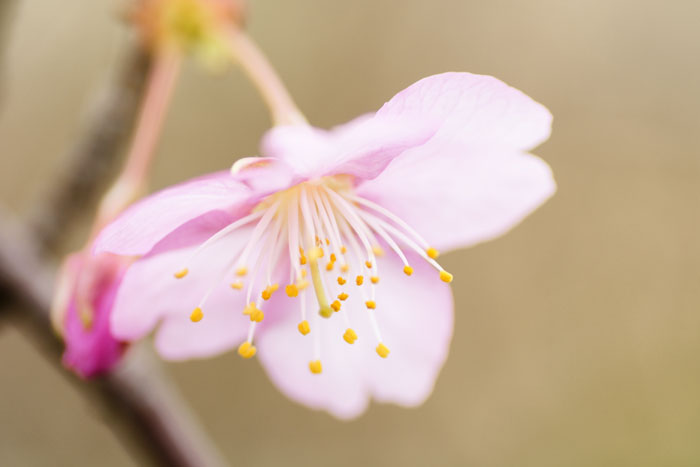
92, 51, 181, 236
228, 30, 306, 126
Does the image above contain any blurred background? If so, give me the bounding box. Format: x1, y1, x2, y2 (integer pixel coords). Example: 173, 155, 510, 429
1, 0, 699, 465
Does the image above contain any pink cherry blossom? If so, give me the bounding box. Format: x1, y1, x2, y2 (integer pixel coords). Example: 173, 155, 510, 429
94, 72, 555, 418
54, 253, 129, 378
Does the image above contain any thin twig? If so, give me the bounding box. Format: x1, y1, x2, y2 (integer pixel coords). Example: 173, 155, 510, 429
0, 210, 228, 467
29, 45, 151, 254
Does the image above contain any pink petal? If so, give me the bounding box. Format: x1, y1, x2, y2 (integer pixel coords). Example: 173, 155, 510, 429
357, 138, 556, 252
154, 299, 249, 360
110, 225, 253, 349
376, 72, 552, 151
262, 73, 550, 183
62, 253, 128, 378
256, 253, 453, 419
261, 115, 432, 181
94, 171, 253, 256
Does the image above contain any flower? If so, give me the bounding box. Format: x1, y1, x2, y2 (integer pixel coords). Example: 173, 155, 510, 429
131, 0, 244, 66
94, 72, 555, 418
52, 253, 130, 378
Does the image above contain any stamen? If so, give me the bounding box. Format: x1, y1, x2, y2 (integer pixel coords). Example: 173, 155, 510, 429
376, 343, 390, 358
313, 188, 346, 260
261, 283, 279, 300
440, 271, 453, 283
190, 307, 203, 322
243, 302, 264, 322
230, 281, 244, 290
285, 284, 299, 297
337, 276, 346, 285
356, 275, 364, 285
371, 276, 380, 284
343, 328, 358, 344
338, 292, 348, 301
365, 300, 376, 309
238, 341, 257, 359
359, 209, 447, 274
173, 209, 265, 278
426, 247, 440, 259
347, 194, 431, 250
356, 209, 410, 269
403, 266, 413, 276
309, 360, 322, 374
330, 300, 341, 312
298, 320, 310, 335
236, 267, 248, 276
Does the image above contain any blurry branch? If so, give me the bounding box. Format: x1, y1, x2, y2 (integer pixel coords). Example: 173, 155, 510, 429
0, 0, 17, 105
0, 29, 228, 466
0, 209, 227, 467
30, 45, 151, 254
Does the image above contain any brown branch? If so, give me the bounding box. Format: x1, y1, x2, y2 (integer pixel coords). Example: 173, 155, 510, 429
0, 24, 228, 465
0, 0, 17, 107
29, 45, 151, 254
0, 210, 228, 467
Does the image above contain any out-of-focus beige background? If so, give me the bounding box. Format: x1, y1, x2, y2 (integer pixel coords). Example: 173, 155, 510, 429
1, 0, 699, 465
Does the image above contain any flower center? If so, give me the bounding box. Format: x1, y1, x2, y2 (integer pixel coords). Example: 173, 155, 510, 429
173, 175, 452, 373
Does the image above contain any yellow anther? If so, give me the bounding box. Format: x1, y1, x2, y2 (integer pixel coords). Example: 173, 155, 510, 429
285, 284, 299, 297
371, 276, 380, 284
439, 271, 453, 283
236, 266, 248, 276
338, 292, 349, 301
314, 235, 320, 245
242, 302, 256, 315
343, 328, 358, 344
372, 245, 385, 256
298, 320, 310, 335
330, 253, 337, 262
330, 300, 341, 312
174, 268, 188, 279
325, 261, 334, 271
238, 342, 257, 359
403, 265, 414, 276
340, 246, 347, 254
337, 276, 346, 285
250, 309, 264, 322
299, 255, 307, 265
325, 238, 330, 245
261, 283, 279, 300
309, 360, 322, 374
356, 275, 364, 286
365, 300, 376, 309
341, 264, 350, 273
299, 246, 305, 254
365, 260, 373, 268
230, 281, 244, 290
300, 269, 307, 278
427, 247, 440, 259
190, 307, 203, 322
376, 343, 390, 358
319, 305, 333, 318
296, 279, 310, 290
308, 246, 324, 260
